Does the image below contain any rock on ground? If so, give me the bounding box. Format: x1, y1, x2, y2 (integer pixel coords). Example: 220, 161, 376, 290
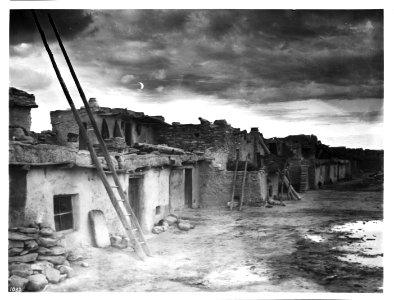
57, 265, 74, 278
43, 266, 61, 284
9, 263, 33, 278
164, 215, 178, 225
26, 274, 48, 291
152, 226, 164, 234
9, 275, 29, 292
178, 222, 191, 231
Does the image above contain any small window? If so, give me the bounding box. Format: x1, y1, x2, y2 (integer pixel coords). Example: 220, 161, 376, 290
155, 206, 161, 215
54, 195, 74, 231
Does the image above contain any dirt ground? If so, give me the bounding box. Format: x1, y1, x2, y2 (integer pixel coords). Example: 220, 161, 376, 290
46, 175, 383, 292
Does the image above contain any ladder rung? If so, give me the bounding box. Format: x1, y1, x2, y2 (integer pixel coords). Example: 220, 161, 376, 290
111, 185, 119, 188
116, 199, 125, 202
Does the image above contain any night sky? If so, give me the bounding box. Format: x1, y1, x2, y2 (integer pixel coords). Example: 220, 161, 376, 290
9, 10, 384, 149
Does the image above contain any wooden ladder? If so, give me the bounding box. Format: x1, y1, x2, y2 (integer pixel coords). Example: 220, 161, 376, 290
230, 155, 248, 211
33, 11, 150, 260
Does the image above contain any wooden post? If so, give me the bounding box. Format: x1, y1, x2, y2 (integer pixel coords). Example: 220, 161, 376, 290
239, 160, 248, 211
230, 149, 239, 210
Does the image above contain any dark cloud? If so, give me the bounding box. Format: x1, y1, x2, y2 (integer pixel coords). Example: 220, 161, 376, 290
10, 10, 93, 45
9, 9, 383, 106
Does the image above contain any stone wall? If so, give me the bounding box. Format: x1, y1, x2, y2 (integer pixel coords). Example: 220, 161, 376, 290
50, 110, 80, 147
199, 166, 267, 208
10, 107, 32, 132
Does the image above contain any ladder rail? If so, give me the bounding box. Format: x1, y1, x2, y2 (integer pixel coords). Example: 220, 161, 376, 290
239, 161, 248, 211
32, 11, 147, 259
47, 13, 150, 256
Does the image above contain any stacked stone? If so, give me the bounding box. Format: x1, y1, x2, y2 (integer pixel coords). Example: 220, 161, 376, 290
8, 224, 74, 292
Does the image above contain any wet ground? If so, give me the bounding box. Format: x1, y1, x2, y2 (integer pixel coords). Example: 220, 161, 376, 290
47, 176, 383, 292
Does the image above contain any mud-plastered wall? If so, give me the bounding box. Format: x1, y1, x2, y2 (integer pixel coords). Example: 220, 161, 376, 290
17, 167, 128, 249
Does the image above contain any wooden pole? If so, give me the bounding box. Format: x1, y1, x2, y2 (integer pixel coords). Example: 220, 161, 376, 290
239, 160, 248, 211
230, 150, 239, 210
32, 11, 146, 259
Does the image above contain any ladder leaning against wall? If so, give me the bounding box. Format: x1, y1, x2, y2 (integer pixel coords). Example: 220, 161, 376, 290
32, 11, 150, 260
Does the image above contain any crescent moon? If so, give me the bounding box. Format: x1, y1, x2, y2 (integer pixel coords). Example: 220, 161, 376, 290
138, 82, 144, 90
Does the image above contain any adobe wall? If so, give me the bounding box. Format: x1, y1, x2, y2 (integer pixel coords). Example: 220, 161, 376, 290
169, 169, 185, 212
199, 166, 266, 208
10, 167, 128, 249
9, 107, 32, 132
139, 168, 170, 234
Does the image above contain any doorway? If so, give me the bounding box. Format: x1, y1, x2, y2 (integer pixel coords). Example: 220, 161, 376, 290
125, 122, 132, 146
128, 178, 141, 222
184, 169, 193, 208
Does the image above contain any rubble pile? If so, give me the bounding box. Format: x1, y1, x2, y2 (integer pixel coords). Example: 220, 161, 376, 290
8, 224, 75, 292
152, 214, 195, 234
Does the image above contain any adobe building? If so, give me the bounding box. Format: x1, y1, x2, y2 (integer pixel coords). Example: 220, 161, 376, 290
9, 87, 279, 249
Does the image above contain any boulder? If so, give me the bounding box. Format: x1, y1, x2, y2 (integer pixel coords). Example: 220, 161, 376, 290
110, 235, 126, 249
9, 247, 24, 256
43, 266, 61, 283
38, 237, 58, 247
37, 255, 66, 265
9, 231, 34, 241
152, 226, 164, 234
24, 240, 39, 252
9, 263, 33, 278
9, 240, 24, 249
40, 227, 55, 237
88, 210, 111, 248
57, 265, 74, 278
26, 274, 48, 291
164, 215, 178, 225
9, 275, 29, 292
81, 262, 89, 268
17, 227, 39, 234
178, 222, 191, 231
8, 253, 38, 263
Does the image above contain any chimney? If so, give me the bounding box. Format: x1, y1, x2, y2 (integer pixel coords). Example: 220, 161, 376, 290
89, 98, 99, 108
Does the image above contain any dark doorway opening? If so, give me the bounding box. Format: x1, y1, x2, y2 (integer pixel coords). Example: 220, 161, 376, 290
125, 122, 132, 146
184, 169, 193, 208
129, 178, 141, 222
79, 122, 88, 150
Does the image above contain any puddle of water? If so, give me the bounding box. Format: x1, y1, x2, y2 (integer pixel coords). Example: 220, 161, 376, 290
305, 234, 325, 243
331, 220, 383, 268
